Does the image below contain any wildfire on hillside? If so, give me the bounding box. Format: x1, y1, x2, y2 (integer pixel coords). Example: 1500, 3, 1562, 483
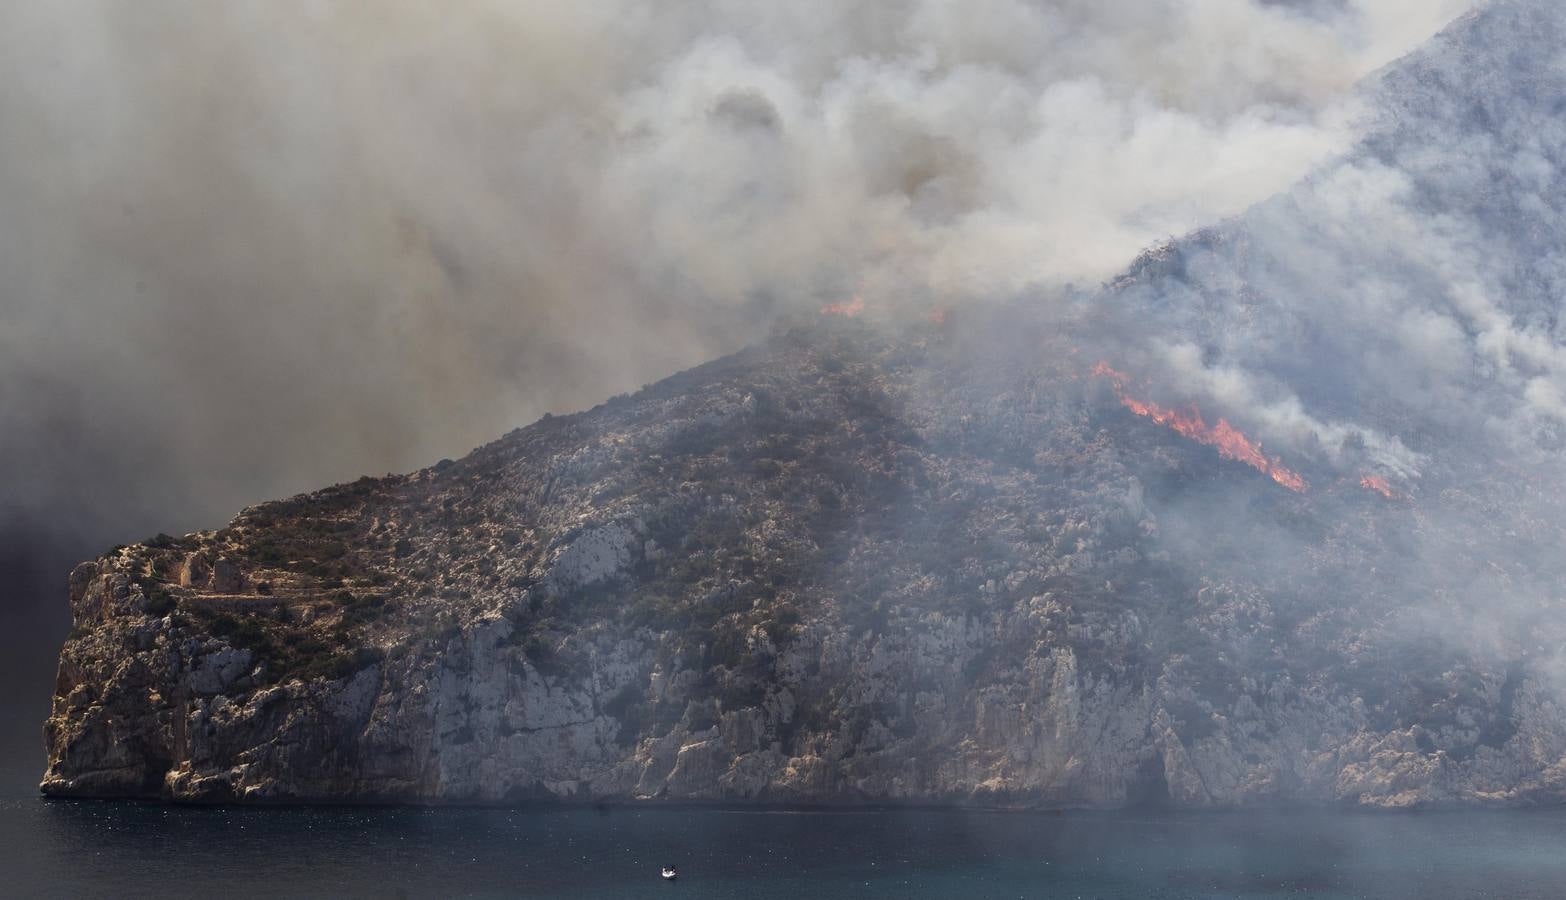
1092, 362, 1308, 493
820, 296, 865, 317
1360, 474, 1397, 499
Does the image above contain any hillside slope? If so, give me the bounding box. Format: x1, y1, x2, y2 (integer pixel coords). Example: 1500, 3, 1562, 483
40, 308, 1566, 807
42, 0, 1566, 807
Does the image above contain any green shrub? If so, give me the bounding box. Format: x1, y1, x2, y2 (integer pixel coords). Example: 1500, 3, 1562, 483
144, 585, 177, 618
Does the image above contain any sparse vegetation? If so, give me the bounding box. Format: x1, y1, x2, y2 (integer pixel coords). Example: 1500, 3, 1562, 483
52, 310, 1566, 808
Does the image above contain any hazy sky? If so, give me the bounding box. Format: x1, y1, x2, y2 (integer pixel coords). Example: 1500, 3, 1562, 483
0, 0, 1474, 787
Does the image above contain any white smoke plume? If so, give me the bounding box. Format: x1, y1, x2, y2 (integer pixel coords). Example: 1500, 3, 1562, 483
0, 0, 1470, 540
1108, 0, 1566, 488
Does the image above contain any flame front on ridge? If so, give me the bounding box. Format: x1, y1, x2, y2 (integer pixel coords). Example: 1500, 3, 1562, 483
1360, 475, 1396, 499
820, 296, 865, 317
1092, 362, 1308, 493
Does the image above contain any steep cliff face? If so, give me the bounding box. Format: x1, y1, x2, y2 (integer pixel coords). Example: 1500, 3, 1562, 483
39, 315, 1566, 808
41, 0, 1566, 808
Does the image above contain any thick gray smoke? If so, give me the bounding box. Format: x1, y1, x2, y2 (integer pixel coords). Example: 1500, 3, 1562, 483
1112, 0, 1566, 483
1074, 0, 1566, 703
0, 0, 1469, 543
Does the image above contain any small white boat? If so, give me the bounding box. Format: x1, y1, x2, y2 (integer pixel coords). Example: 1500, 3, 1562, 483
661, 866, 678, 881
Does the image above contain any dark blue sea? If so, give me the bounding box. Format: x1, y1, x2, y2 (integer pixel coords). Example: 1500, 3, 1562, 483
4, 788, 1566, 898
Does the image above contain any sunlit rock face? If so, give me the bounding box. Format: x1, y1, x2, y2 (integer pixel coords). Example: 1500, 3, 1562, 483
41, 0, 1566, 808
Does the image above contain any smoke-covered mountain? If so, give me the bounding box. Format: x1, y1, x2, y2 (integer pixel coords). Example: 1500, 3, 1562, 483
42, 0, 1566, 808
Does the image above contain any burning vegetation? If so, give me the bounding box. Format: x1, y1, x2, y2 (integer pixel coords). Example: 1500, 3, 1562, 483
1092, 362, 1308, 493
820, 296, 865, 317
1360, 474, 1397, 499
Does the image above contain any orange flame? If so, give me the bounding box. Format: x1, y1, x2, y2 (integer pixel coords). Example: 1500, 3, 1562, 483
1093, 361, 1308, 493
1092, 361, 1130, 384
820, 296, 865, 317
1360, 475, 1396, 499
927, 308, 948, 325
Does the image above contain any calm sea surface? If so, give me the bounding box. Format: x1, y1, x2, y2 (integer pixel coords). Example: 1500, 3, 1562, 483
3, 789, 1566, 899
